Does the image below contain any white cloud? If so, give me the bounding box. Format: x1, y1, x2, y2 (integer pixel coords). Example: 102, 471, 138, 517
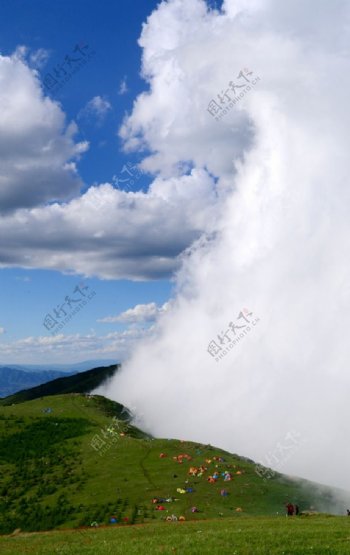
29, 48, 50, 69
0, 169, 218, 279
0, 46, 221, 279
14, 276, 31, 282
119, 0, 254, 178
0, 327, 5, 335
12, 45, 50, 69
0, 50, 88, 213
98, 302, 169, 324
118, 76, 128, 95
100, 0, 350, 493
0, 327, 150, 364
78, 95, 112, 124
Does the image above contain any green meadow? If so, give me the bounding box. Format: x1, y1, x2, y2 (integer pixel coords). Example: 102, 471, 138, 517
0, 391, 349, 553
1, 516, 350, 554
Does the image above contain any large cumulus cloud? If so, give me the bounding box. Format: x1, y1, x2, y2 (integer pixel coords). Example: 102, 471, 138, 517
0, 169, 218, 279
100, 0, 350, 492
0, 46, 220, 279
0, 50, 87, 212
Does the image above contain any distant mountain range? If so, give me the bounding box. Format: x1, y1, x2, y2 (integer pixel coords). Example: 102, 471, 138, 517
0, 363, 120, 405
0, 367, 73, 398
0, 359, 118, 373
0, 359, 118, 398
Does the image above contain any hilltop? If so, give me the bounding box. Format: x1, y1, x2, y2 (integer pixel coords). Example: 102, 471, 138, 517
0, 391, 349, 535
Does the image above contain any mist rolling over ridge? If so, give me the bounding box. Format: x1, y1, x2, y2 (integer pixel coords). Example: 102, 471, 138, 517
95, 0, 350, 494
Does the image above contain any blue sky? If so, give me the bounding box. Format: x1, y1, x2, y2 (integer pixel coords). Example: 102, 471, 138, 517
0, 0, 158, 189
0, 0, 177, 363
0, 268, 172, 340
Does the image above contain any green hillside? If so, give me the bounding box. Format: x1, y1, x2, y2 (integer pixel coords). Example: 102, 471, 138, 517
0, 364, 119, 406
0, 393, 348, 536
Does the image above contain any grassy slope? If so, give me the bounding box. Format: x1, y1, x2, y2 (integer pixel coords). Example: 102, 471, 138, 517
0, 364, 119, 406
0, 393, 347, 537
1, 517, 350, 554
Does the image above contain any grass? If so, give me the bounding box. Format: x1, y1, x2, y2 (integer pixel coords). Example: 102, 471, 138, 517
0, 393, 349, 536
1, 516, 350, 554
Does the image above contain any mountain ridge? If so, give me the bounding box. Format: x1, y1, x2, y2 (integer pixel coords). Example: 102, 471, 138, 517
0, 367, 74, 398
0, 364, 120, 405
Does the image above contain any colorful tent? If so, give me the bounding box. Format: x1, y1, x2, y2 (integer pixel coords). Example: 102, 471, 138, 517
189, 466, 198, 476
